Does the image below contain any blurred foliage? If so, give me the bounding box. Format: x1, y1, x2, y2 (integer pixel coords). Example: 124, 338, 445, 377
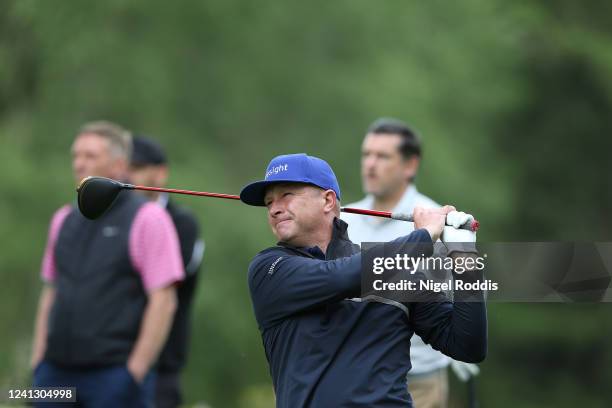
1, 0, 611, 407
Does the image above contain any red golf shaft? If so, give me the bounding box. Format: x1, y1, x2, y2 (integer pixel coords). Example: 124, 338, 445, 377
128, 184, 479, 231
341, 207, 392, 218
133, 186, 391, 216
132, 185, 241, 200
342, 206, 480, 232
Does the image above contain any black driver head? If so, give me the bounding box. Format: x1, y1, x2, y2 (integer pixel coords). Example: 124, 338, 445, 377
76, 176, 127, 220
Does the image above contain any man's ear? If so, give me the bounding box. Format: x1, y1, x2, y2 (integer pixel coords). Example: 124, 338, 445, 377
322, 190, 338, 214
157, 165, 169, 186
403, 156, 420, 182
113, 156, 129, 179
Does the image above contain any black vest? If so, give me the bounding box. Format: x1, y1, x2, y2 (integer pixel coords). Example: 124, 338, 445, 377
46, 191, 148, 367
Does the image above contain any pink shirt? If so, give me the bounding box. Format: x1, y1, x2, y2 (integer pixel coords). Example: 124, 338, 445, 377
41, 202, 184, 292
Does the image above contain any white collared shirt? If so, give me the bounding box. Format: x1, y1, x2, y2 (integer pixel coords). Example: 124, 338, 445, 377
341, 185, 450, 375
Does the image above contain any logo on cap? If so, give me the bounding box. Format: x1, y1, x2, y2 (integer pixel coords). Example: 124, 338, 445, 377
265, 164, 288, 179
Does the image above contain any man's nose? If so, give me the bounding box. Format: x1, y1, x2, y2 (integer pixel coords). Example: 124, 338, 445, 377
363, 155, 377, 171
73, 157, 84, 172
268, 201, 284, 217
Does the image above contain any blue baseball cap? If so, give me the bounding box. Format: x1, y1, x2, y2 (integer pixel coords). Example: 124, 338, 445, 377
240, 153, 341, 206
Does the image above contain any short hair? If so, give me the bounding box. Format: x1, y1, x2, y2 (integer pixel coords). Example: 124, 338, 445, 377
367, 117, 421, 159
77, 120, 132, 159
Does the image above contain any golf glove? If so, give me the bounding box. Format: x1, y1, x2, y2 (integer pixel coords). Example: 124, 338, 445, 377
441, 211, 477, 256
450, 360, 480, 382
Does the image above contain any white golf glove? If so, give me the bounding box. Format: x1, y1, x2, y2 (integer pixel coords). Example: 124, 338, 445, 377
450, 360, 480, 382
441, 211, 477, 256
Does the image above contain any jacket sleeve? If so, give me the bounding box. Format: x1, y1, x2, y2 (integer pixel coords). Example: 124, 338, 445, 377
248, 228, 433, 330
248, 250, 361, 330
409, 271, 488, 363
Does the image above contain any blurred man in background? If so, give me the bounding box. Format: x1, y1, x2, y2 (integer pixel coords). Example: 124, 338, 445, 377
31, 121, 184, 407
129, 135, 204, 408
341, 118, 480, 407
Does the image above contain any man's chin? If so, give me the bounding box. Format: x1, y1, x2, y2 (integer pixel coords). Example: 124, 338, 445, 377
273, 227, 296, 244
275, 232, 293, 243
363, 185, 381, 196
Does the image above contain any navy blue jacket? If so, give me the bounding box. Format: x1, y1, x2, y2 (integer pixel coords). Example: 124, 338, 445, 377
248, 218, 487, 407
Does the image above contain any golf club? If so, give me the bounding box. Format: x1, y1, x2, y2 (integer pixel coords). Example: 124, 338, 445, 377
76, 176, 480, 231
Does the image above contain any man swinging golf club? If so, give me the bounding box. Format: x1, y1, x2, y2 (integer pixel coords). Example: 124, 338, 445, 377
240, 153, 487, 408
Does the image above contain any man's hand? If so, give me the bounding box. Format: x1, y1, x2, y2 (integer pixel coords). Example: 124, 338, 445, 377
413, 205, 455, 242
442, 210, 478, 257
127, 359, 148, 384
126, 285, 177, 384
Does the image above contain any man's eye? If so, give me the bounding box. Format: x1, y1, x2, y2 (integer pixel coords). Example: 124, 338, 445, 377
283, 192, 293, 197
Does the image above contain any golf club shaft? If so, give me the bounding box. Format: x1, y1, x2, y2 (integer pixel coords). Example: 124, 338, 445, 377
128, 184, 241, 200
341, 207, 478, 231
123, 183, 479, 231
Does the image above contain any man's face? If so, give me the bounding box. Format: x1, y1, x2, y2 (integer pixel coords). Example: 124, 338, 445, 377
129, 164, 168, 199
71, 133, 126, 185
361, 133, 419, 198
264, 183, 331, 246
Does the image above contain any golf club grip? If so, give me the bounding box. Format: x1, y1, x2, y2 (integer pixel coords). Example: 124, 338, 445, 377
391, 212, 479, 232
